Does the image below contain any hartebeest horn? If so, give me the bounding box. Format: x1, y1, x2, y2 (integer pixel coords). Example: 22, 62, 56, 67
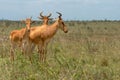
56, 12, 62, 17
40, 12, 44, 18
47, 13, 52, 18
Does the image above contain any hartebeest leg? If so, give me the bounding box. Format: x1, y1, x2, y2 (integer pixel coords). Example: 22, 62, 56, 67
38, 42, 46, 62
25, 42, 35, 62
21, 40, 28, 56
40, 47, 46, 62
10, 42, 16, 61
38, 40, 49, 62
43, 40, 49, 62
43, 44, 48, 62
38, 45, 43, 61
10, 47, 14, 61
43, 47, 47, 62
39, 42, 48, 62
29, 43, 35, 62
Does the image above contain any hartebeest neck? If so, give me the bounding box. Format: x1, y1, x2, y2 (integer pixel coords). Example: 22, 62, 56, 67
47, 20, 59, 37
26, 24, 30, 30
51, 20, 59, 28
43, 20, 48, 25
23, 24, 31, 39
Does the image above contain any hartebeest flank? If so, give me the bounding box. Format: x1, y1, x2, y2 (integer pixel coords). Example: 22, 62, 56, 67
9, 17, 34, 61
26, 12, 68, 62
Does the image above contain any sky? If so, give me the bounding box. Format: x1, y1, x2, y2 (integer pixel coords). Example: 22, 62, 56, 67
0, 0, 120, 20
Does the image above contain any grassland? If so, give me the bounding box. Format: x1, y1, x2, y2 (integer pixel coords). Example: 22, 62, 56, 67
0, 20, 120, 80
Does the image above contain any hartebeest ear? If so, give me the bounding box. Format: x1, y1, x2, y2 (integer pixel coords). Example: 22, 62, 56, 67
47, 13, 52, 18
21, 20, 27, 24
21, 20, 25, 23
49, 18, 53, 20
38, 17, 43, 20
31, 21, 35, 24
30, 16, 32, 19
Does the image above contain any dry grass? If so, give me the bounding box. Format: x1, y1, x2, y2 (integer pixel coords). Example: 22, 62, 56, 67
0, 20, 120, 80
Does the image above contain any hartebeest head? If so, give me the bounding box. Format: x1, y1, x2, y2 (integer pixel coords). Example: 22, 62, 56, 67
38, 12, 52, 25
23, 17, 35, 32
56, 12, 68, 33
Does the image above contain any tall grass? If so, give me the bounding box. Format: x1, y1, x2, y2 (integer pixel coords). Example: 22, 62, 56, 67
0, 20, 120, 80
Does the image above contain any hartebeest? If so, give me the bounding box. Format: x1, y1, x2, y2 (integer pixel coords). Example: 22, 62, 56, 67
9, 17, 34, 61
26, 12, 68, 62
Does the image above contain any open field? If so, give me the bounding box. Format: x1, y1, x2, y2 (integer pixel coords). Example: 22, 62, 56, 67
0, 20, 120, 80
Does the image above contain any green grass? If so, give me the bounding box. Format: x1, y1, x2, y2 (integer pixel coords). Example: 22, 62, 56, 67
0, 20, 120, 80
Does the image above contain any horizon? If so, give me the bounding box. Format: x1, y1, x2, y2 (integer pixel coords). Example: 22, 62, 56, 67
0, 0, 120, 20
0, 18, 120, 22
